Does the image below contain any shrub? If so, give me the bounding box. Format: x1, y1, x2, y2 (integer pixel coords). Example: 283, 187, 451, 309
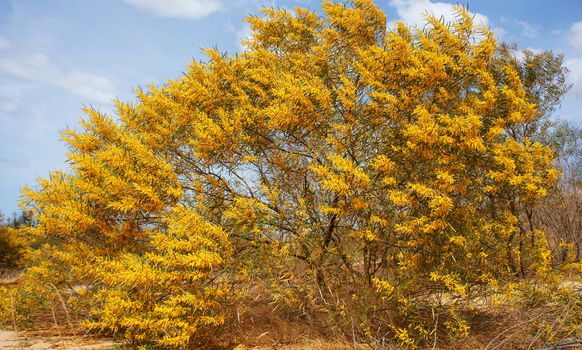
9, 1, 574, 348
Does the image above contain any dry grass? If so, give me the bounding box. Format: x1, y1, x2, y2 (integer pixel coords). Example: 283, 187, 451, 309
217, 299, 350, 349
2, 303, 579, 350
3, 271, 579, 350
218, 288, 581, 350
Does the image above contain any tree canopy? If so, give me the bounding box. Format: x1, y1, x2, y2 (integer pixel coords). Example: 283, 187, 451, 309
2, 1, 578, 348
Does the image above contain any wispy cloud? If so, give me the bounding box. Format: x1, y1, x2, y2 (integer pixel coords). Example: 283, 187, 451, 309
124, 0, 222, 20
0, 37, 11, 50
500, 17, 539, 38
515, 19, 539, 38
0, 158, 30, 168
226, 22, 252, 52
388, 0, 489, 28
558, 21, 582, 122
0, 38, 115, 104
567, 22, 582, 52
0, 96, 19, 113
566, 57, 582, 82
512, 47, 543, 62
565, 22, 582, 91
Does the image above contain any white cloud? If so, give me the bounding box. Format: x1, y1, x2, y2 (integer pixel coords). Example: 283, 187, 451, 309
567, 21, 582, 52
561, 22, 582, 122
565, 57, 582, 97
565, 23, 582, 97
388, 0, 489, 29
499, 17, 539, 39
124, 0, 221, 20
524, 47, 543, 55
57, 71, 116, 105
233, 23, 252, 51
491, 26, 507, 39
511, 47, 543, 62
0, 37, 10, 50
0, 158, 30, 168
0, 97, 19, 113
515, 20, 538, 38
226, 20, 253, 52
0, 41, 115, 105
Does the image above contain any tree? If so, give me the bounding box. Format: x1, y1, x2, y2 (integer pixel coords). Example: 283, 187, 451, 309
536, 121, 582, 262
10, 1, 565, 347
494, 45, 580, 269
490, 45, 572, 276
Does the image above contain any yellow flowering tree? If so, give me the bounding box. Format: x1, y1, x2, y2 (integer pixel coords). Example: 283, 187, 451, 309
7, 0, 568, 348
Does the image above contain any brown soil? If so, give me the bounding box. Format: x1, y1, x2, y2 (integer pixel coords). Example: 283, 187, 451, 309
0, 330, 117, 350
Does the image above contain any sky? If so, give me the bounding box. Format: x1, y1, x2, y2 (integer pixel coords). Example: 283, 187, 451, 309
1, 0, 582, 216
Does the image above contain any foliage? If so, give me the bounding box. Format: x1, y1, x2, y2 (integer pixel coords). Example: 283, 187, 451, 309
5, 1, 578, 348
492, 46, 580, 275
0, 227, 24, 269
535, 121, 582, 266
0, 212, 30, 269
80, 206, 232, 347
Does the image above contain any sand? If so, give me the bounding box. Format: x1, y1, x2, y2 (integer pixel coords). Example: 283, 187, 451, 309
0, 330, 117, 349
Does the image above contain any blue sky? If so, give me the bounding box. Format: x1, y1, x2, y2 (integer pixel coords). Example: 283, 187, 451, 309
1, 0, 582, 216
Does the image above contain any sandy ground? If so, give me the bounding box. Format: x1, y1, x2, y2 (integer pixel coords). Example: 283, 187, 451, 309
0, 330, 117, 349
0, 331, 351, 350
